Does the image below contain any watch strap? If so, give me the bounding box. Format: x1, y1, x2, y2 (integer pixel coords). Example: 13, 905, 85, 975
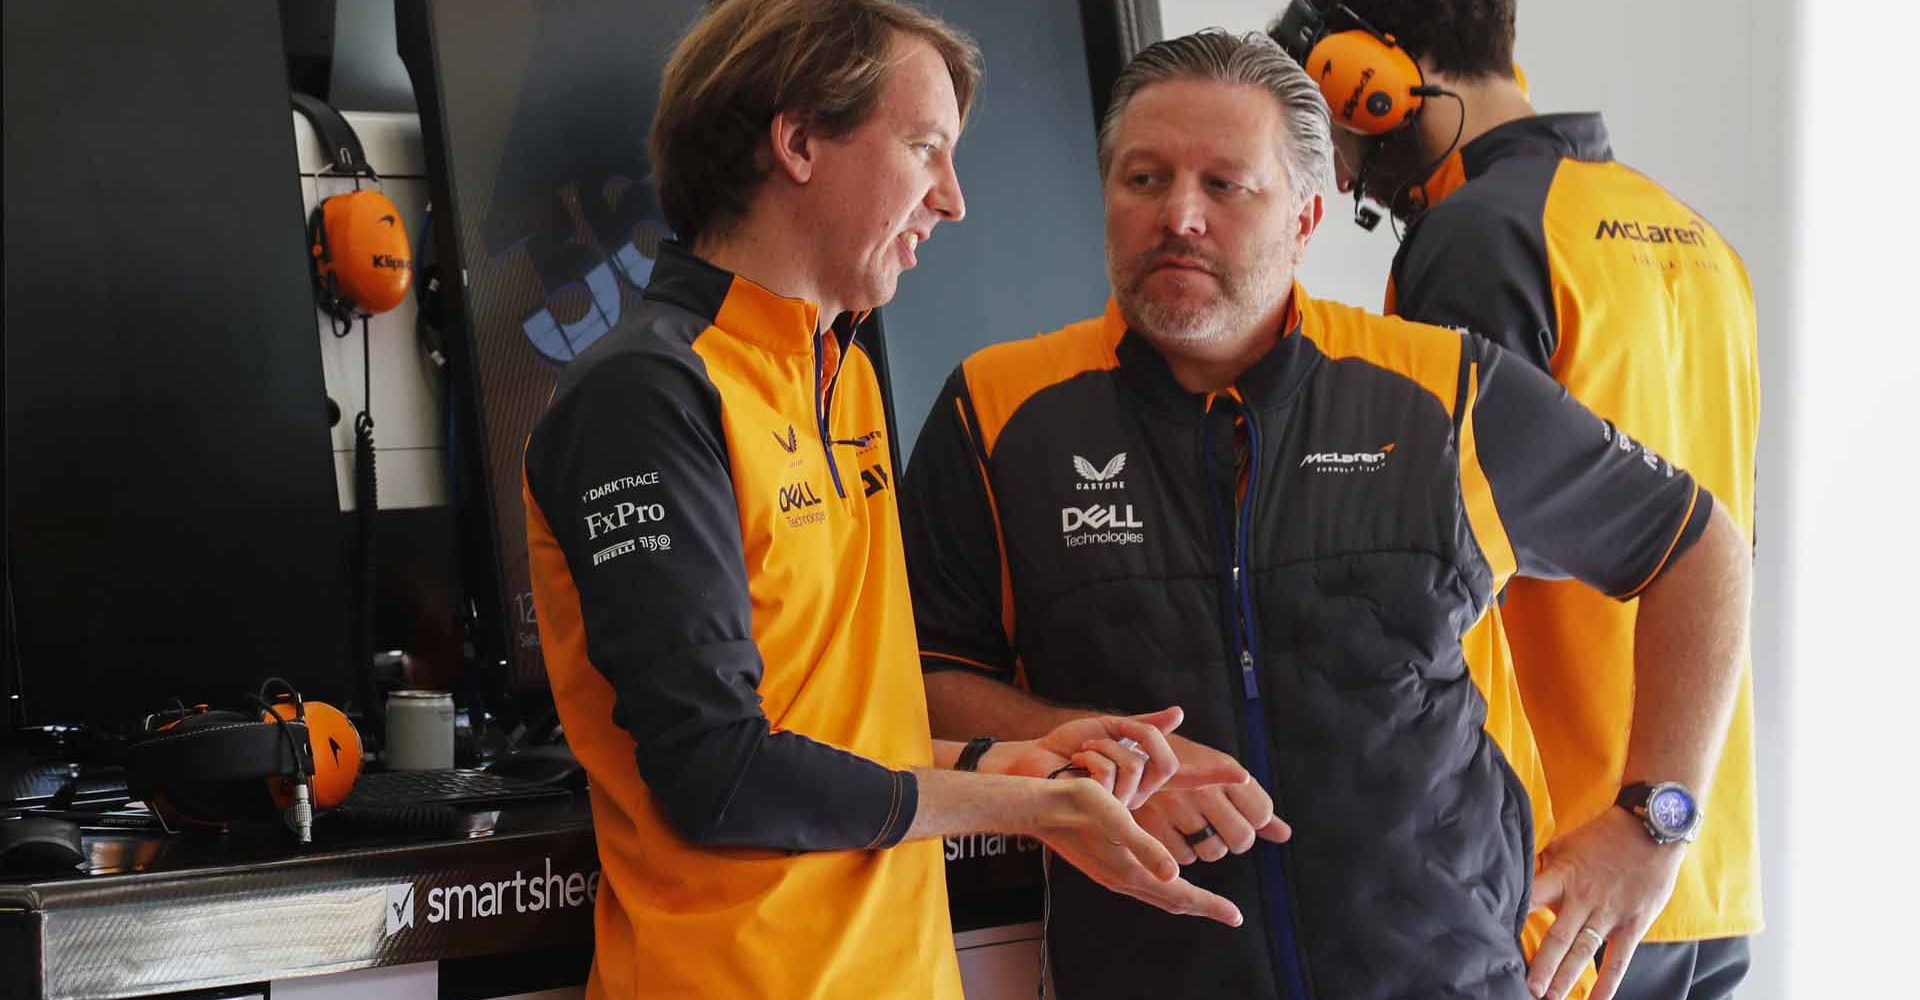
955, 736, 997, 773
1615, 781, 1656, 809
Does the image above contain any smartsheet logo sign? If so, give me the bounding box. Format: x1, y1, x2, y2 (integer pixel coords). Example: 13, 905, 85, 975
381, 858, 603, 939
386, 883, 416, 936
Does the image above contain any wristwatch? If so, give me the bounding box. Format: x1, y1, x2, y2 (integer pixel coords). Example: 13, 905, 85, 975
1615, 781, 1704, 845
955, 736, 997, 773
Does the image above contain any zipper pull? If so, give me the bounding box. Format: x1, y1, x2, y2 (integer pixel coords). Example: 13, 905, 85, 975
1240, 650, 1258, 699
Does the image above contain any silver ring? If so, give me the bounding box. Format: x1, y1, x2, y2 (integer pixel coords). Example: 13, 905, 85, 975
1115, 737, 1150, 761
1577, 926, 1605, 948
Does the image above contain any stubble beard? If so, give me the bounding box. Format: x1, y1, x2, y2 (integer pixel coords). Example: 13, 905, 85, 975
1111, 240, 1292, 349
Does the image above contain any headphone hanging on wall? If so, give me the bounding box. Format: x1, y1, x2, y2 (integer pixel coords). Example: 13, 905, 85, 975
291, 92, 412, 325
292, 94, 395, 719
126, 679, 362, 843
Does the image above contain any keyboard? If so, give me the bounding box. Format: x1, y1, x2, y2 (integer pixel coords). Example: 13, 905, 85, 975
343, 768, 571, 810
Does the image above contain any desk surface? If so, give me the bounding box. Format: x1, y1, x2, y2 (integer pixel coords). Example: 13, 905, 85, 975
2, 799, 596, 1000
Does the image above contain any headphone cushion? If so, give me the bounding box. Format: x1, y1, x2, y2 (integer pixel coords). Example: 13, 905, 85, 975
315, 190, 412, 316
1308, 30, 1426, 135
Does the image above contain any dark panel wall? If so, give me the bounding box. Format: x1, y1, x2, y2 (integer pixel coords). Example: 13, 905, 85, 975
5, 0, 351, 729
884, 0, 1114, 458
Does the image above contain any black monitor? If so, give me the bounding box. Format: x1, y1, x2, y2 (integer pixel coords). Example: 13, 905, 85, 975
397, 0, 710, 690
4, 0, 355, 735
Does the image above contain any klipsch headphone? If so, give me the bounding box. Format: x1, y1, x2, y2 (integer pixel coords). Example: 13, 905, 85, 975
126, 679, 362, 843
291, 92, 412, 326
1272, 0, 1431, 137
292, 94, 397, 697
1272, 0, 1458, 232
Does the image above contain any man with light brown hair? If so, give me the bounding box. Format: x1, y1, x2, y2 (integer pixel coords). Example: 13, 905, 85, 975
523, 2, 1248, 997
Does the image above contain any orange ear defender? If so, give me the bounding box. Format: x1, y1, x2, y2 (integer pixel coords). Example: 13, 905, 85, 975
292, 92, 412, 321
1272, 0, 1428, 135
126, 679, 361, 843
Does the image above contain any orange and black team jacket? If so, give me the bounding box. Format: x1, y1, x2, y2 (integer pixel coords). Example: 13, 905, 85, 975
901, 290, 1706, 1000
1387, 112, 1762, 943
523, 241, 962, 1000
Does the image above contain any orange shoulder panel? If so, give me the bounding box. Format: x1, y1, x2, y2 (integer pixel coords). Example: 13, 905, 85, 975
1456, 359, 1518, 588
1296, 286, 1463, 414
960, 302, 1123, 458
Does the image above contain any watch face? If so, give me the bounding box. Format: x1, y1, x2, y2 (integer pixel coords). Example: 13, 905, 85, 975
1648, 786, 1696, 834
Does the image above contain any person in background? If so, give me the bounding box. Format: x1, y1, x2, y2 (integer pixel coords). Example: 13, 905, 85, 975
1271, 2, 1762, 997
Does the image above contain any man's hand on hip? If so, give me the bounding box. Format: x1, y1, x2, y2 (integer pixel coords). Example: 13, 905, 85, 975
1527, 807, 1686, 1000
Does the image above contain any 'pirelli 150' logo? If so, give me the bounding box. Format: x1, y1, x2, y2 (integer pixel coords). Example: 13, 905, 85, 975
579, 470, 672, 568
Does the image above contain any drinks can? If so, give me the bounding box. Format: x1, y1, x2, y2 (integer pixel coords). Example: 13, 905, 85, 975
385, 689, 455, 771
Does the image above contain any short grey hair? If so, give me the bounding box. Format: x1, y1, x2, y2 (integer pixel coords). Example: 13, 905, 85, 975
1097, 30, 1333, 202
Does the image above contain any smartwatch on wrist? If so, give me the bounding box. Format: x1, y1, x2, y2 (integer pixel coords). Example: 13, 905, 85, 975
1616, 781, 1704, 845
955, 736, 997, 773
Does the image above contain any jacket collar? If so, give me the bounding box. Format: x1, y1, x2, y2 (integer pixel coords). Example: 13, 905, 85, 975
1415, 112, 1613, 209
643, 239, 859, 354
1111, 284, 1317, 417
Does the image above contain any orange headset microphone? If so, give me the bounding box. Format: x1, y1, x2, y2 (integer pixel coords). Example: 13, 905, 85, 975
291, 92, 412, 326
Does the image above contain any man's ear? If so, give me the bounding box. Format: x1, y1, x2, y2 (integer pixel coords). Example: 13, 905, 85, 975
1295, 190, 1325, 261
768, 108, 817, 184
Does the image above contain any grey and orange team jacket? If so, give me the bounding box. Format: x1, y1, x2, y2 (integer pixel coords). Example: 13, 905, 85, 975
523, 242, 962, 1000
1388, 112, 1762, 941
901, 288, 1711, 1000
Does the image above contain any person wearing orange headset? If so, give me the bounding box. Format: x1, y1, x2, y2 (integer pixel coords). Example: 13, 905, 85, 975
1270, 4, 1763, 1000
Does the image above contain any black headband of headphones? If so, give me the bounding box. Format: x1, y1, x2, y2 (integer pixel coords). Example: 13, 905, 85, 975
291, 91, 376, 179
1271, 0, 1333, 63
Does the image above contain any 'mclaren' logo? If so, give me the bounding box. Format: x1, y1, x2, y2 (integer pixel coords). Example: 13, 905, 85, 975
1073, 453, 1127, 491
1300, 442, 1395, 473
1594, 217, 1709, 247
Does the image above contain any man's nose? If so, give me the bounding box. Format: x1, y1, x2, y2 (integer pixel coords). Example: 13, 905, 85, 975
928, 157, 966, 223
1159, 175, 1206, 237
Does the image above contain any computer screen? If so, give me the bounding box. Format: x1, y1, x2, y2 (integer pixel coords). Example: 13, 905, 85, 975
397, 0, 711, 689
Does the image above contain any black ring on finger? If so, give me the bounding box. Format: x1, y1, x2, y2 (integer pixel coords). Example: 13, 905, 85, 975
1181, 823, 1218, 847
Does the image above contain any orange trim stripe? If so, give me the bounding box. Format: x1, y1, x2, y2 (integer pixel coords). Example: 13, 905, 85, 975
1299, 285, 1463, 414
961, 304, 1123, 457
921, 650, 1007, 675
1615, 482, 1702, 600
1458, 360, 1518, 587
954, 399, 1017, 652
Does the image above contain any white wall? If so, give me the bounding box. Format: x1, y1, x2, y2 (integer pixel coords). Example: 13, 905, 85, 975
1787, 3, 1920, 996
1159, 2, 1801, 995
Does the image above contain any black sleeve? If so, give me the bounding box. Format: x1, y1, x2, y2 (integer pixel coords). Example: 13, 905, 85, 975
525, 348, 914, 851
1392, 196, 1560, 373
901, 368, 1018, 682
1470, 338, 1713, 598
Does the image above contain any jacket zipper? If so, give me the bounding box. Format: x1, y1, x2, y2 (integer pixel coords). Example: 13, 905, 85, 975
1211, 397, 1312, 1000
814, 331, 847, 498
